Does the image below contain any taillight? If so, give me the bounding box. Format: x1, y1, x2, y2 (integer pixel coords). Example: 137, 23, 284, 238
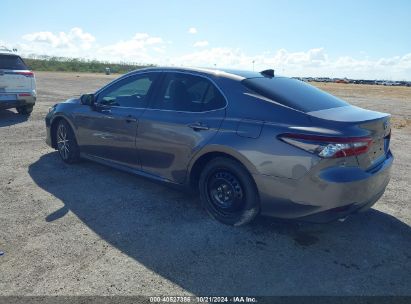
16, 71, 34, 77
279, 133, 372, 158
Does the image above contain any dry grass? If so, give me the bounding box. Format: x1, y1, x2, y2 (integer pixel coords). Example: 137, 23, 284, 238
311, 82, 411, 129
311, 82, 411, 101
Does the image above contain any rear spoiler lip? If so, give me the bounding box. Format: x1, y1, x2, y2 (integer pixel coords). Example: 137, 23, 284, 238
307, 105, 390, 123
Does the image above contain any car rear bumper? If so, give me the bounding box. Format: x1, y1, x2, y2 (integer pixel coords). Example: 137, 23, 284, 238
0, 94, 36, 110
253, 151, 393, 221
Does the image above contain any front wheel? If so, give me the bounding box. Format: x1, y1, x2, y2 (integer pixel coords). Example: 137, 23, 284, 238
56, 120, 80, 163
199, 157, 260, 226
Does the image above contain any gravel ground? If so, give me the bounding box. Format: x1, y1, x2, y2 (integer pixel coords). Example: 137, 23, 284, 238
0, 72, 410, 296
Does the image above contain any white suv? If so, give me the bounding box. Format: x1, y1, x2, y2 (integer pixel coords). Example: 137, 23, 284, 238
0, 48, 36, 115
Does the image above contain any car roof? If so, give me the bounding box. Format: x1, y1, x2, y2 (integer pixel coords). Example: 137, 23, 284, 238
130, 66, 266, 80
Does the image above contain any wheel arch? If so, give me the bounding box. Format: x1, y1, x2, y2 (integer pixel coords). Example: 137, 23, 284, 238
50, 114, 78, 149
188, 146, 258, 190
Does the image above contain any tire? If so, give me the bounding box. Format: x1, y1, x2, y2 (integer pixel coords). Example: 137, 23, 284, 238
55, 120, 80, 163
16, 105, 33, 115
199, 157, 260, 226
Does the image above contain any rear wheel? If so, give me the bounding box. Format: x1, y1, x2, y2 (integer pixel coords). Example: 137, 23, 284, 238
56, 120, 80, 163
16, 105, 33, 115
199, 157, 260, 226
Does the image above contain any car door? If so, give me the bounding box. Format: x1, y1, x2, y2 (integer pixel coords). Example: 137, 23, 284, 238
75, 72, 160, 168
136, 72, 226, 183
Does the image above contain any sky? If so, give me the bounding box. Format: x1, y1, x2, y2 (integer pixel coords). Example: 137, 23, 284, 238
1, 0, 411, 80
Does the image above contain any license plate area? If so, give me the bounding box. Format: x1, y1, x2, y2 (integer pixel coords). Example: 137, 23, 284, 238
0, 94, 17, 101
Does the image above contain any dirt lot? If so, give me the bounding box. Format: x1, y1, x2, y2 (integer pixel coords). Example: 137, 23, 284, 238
0, 72, 410, 296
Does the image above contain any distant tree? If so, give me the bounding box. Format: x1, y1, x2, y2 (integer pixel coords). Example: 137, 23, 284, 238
23, 56, 155, 74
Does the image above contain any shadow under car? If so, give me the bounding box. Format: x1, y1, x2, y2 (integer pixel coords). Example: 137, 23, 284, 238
28, 152, 411, 296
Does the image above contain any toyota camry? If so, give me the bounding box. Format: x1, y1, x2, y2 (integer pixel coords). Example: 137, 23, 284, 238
45, 67, 393, 225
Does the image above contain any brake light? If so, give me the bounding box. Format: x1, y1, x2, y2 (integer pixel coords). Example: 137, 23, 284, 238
279, 133, 372, 158
16, 71, 34, 77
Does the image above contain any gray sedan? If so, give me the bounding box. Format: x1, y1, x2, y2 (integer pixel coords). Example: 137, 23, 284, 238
45, 67, 393, 225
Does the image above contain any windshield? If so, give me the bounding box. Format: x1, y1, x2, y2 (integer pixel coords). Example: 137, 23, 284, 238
242, 77, 348, 112
0, 55, 28, 70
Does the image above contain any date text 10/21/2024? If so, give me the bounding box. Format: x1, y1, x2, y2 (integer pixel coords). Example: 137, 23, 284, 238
149, 296, 258, 303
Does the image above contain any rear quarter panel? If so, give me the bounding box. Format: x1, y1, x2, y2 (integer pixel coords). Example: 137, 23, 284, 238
210, 77, 324, 179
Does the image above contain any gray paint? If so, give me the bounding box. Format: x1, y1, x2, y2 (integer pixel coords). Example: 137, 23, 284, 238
45, 67, 393, 221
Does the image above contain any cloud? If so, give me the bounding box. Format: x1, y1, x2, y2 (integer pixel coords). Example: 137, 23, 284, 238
193, 40, 209, 48
177, 47, 247, 67
175, 47, 330, 70
95, 32, 166, 62
131, 33, 163, 45
23, 27, 95, 50
174, 47, 411, 80
17, 28, 166, 63
17, 27, 97, 59
8, 27, 411, 80
188, 27, 197, 34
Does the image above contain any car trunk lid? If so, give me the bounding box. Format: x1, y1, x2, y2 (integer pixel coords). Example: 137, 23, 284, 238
307, 105, 391, 170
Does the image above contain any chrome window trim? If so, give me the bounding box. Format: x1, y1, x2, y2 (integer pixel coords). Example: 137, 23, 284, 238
147, 70, 228, 113
94, 69, 228, 113
94, 70, 163, 99
142, 107, 225, 114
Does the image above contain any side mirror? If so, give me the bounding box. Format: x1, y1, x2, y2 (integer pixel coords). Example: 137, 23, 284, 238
80, 94, 95, 106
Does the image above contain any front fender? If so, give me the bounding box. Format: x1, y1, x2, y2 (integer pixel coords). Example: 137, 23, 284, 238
48, 112, 78, 148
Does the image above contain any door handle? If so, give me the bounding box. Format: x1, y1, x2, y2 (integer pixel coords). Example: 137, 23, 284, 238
125, 115, 138, 123
187, 122, 209, 131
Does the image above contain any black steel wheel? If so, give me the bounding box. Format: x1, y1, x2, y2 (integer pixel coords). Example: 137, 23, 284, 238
199, 157, 259, 226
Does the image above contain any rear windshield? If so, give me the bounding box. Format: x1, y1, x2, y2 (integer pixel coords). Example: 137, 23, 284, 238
242, 77, 348, 112
0, 55, 28, 70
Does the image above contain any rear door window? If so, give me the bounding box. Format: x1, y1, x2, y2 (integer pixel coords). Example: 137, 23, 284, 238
150, 73, 226, 112
242, 77, 348, 112
0, 55, 28, 70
